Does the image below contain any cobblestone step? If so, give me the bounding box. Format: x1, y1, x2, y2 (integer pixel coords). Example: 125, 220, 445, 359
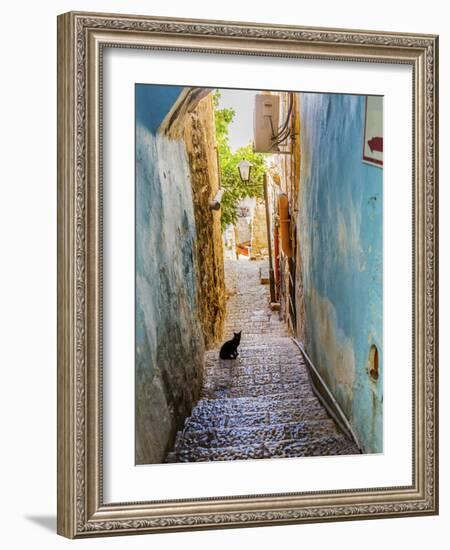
201, 381, 315, 399
186, 406, 331, 430
167, 433, 360, 463
175, 419, 340, 449
187, 406, 330, 429
191, 395, 323, 415
205, 348, 304, 360
204, 364, 308, 377
202, 370, 311, 385
184, 396, 330, 431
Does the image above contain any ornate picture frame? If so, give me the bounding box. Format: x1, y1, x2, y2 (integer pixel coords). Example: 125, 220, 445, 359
57, 11, 438, 538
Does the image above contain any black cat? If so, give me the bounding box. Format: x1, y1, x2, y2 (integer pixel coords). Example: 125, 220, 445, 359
219, 331, 241, 360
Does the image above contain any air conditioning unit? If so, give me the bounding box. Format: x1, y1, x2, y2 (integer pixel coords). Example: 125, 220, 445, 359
253, 94, 280, 153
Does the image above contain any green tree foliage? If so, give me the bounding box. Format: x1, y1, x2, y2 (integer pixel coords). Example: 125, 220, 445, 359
213, 90, 267, 231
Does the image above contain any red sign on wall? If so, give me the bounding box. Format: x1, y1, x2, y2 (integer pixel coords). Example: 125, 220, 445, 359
362, 96, 383, 167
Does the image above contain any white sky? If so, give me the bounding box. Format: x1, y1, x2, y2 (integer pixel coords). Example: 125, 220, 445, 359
217, 88, 258, 152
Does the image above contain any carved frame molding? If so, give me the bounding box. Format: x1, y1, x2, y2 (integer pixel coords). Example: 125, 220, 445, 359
57, 11, 438, 538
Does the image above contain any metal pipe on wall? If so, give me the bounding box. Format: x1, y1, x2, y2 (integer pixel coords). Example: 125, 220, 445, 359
278, 193, 293, 258
263, 172, 276, 303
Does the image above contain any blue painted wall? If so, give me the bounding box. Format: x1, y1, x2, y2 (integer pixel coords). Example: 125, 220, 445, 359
135, 84, 205, 464
136, 84, 184, 134
297, 93, 383, 453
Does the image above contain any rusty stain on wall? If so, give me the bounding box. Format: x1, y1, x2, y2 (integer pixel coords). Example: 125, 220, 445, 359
307, 287, 356, 416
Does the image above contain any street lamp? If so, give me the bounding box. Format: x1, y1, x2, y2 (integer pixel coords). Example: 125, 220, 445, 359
237, 159, 252, 183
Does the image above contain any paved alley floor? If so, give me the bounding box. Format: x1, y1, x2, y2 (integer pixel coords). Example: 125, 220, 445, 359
166, 259, 360, 463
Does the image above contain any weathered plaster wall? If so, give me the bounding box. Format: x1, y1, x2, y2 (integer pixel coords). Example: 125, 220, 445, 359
135, 85, 225, 464
297, 93, 383, 453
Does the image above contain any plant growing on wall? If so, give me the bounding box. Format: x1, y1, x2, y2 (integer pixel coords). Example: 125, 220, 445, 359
213, 90, 267, 231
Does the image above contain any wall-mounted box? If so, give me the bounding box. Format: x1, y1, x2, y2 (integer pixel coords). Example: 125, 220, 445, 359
253, 94, 280, 153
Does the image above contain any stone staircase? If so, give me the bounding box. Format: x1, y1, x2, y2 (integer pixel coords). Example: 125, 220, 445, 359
165, 260, 360, 464
166, 394, 358, 462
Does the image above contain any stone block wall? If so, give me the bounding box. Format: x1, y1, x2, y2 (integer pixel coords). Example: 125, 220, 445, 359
183, 95, 226, 347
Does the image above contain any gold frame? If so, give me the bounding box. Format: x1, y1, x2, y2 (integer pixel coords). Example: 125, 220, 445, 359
57, 11, 439, 538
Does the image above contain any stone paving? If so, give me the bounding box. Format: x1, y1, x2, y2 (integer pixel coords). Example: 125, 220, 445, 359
166, 259, 360, 463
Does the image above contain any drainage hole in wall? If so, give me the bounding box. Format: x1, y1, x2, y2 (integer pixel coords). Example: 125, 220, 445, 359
369, 345, 379, 381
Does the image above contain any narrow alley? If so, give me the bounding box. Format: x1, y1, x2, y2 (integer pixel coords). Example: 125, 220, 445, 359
135, 85, 383, 464
166, 260, 360, 463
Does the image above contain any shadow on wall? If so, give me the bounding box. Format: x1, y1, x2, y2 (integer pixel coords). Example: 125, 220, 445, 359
24, 516, 57, 533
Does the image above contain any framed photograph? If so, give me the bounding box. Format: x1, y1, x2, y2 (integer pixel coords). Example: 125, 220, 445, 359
57, 11, 439, 538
